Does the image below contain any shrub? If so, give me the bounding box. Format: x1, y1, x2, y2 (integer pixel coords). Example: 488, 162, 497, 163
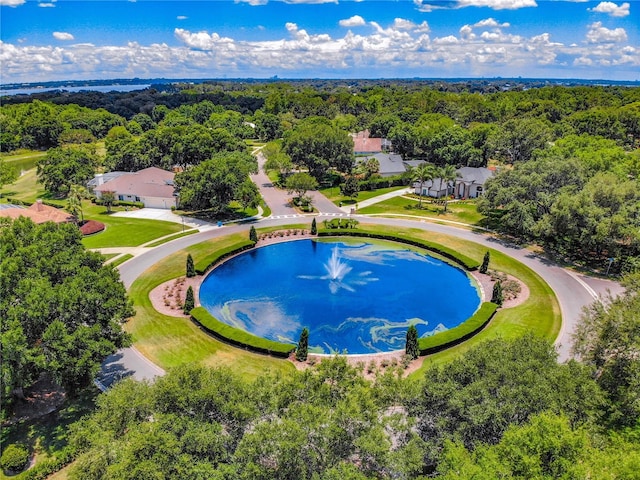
311, 218, 317, 235
183, 286, 194, 314
186, 253, 195, 278
194, 240, 256, 275
190, 307, 295, 357
1, 443, 30, 473
418, 302, 499, 355
79, 219, 105, 236
249, 225, 258, 243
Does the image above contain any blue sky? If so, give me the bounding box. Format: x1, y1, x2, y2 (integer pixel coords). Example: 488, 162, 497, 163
1, 0, 638, 83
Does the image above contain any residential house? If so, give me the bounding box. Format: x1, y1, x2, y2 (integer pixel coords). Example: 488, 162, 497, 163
0, 200, 74, 224
351, 130, 391, 155
454, 167, 495, 199
413, 166, 495, 199
93, 166, 177, 209
358, 153, 407, 178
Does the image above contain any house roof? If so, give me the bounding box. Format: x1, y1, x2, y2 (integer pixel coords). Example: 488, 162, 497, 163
456, 167, 495, 185
94, 167, 176, 199
87, 171, 129, 187
366, 153, 406, 175
353, 136, 382, 153
0, 200, 74, 224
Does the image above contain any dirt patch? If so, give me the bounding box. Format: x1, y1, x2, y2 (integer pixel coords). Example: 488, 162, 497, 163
4, 377, 65, 426
149, 276, 202, 317
470, 270, 529, 308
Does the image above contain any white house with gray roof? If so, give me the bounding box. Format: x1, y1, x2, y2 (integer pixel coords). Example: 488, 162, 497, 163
93, 167, 177, 209
413, 166, 495, 199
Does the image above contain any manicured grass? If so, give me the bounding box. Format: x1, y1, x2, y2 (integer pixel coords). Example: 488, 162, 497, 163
125, 232, 296, 379
319, 185, 406, 206
101, 253, 118, 261
128, 223, 559, 382
82, 216, 183, 248
359, 196, 486, 225
109, 254, 134, 267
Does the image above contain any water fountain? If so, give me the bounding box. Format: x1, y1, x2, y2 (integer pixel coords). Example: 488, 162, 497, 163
199, 240, 480, 354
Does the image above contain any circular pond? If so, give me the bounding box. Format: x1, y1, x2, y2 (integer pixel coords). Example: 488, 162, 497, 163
199, 239, 480, 355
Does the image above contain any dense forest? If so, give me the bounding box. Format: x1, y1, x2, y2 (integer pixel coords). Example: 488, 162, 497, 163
1, 81, 639, 478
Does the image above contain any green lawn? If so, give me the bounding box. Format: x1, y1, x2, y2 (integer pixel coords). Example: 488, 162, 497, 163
126, 232, 296, 380
128, 223, 559, 381
82, 215, 184, 248
319, 185, 406, 206
359, 196, 486, 226
109, 254, 134, 267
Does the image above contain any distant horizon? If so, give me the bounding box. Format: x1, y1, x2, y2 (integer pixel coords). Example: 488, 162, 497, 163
2, 75, 638, 90
1, 1, 638, 83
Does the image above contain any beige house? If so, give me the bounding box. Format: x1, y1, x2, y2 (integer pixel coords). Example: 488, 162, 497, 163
93, 167, 177, 209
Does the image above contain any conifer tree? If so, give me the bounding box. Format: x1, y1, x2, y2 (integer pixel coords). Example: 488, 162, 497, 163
480, 251, 490, 274
491, 280, 504, 306
249, 225, 258, 243
183, 286, 194, 314
186, 254, 195, 278
406, 324, 419, 360
296, 327, 309, 361
311, 218, 317, 235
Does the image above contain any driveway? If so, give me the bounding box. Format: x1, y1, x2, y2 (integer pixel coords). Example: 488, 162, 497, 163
111, 208, 215, 230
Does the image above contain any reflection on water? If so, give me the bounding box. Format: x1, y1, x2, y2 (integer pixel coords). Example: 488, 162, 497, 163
199, 239, 480, 354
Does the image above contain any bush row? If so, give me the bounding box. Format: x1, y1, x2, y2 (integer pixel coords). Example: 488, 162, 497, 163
418, 302, 499, 355
358, 175, 407, 191
91, 197, 144, 209
194, 239, 256, 275
20, 447, 76, 480
317, 229, 481, 270
190, 307, 296, 357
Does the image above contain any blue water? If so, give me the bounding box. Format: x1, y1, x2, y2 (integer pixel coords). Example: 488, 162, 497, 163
199, 239, 480, 355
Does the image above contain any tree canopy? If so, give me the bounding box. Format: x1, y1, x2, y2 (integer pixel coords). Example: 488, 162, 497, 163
1, 218, 132, 408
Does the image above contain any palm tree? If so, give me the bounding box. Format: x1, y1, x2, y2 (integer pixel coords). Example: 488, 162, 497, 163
437, 164, 459, 213
412, 163, 437, 209
66, 184, 86, 224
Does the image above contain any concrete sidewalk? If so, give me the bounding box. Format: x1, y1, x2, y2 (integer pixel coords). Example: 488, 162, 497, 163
339, 187, 412, 213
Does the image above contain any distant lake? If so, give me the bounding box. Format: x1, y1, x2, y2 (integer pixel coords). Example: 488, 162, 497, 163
0, 84, 151, 96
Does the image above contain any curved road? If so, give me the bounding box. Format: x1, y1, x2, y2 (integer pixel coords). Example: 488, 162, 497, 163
98, 161, 623, 387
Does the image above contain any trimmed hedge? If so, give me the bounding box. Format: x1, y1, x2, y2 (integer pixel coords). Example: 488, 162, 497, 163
6, 198, 64, 209
317, 229, 480, 270
194, 239, 256, 275
418, 302, 499, 355
190, 307, 296, 357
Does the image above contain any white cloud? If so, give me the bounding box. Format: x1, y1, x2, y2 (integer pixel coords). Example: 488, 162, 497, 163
474, 18, 510, 28
177, 15, 188, 20
2, 17, 639, 83
339, 15, 366, 27
53, 32, 74, 41
589, 2, 630, 17
392, 18, 415, 30
413, 0, 441, 12
235, 0, 268, 4
586, 21, 627, 43
0, 0, 26, 6
38, 2, 56, 7
457, 0, 537, 9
